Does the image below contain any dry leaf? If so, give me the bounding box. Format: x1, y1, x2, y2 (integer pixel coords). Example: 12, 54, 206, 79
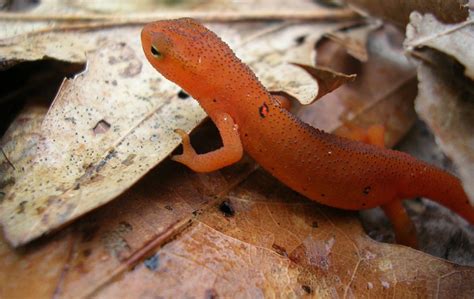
346, 0, 469, 27
2, 2, 471, 297
1, 149, 473, 298
292, 63, 356, 101
404, 12, 474, 204
0, 33, 206, 247
0, 2, 350, 246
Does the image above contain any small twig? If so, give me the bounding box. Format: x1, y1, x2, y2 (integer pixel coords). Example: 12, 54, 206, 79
84, 217, 192, 298
0, 9, 358, 23
1, 147, 15, 170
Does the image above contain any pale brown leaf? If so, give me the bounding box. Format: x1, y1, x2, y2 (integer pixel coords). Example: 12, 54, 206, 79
0, 32, 206, 246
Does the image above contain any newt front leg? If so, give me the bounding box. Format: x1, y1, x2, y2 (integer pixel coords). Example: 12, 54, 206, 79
172, 112, 243, 172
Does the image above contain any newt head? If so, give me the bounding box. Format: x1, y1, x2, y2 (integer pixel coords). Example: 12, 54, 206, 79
141, 18, 231, 96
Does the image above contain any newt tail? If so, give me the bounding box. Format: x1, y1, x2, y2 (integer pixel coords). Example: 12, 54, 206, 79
399, 160, 473, 223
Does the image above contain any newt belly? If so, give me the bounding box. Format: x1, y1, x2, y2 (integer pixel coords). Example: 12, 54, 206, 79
141, 18, 473, 247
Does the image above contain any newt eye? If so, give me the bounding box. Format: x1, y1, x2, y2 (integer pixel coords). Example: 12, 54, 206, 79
151, 45, 162, 59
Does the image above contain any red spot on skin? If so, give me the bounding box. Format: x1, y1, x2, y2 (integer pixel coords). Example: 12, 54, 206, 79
259, 102, 269, 118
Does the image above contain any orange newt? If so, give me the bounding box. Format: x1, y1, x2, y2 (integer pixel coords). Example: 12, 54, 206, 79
141, 18, 473, 247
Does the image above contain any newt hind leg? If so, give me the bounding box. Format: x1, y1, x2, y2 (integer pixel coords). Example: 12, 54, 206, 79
172, 112, 243, 173
381, 200, 418, 248
343, 124, 418, 248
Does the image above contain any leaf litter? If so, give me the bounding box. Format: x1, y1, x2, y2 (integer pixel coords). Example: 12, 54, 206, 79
0, 0, 473, 297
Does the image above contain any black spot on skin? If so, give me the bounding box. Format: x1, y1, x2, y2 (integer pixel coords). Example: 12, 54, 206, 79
321, 193, 325, 197
219, 200, 235, 217
363, 186, 371, 195
302, 285, 312, 294
177, 90, 189, 99
259, 102, 269, 118
312, 221, 318, 228
212, 99, 217, 103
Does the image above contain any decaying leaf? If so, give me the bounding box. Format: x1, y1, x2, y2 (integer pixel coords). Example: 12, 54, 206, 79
1, 1, 473, 296
0, 1, 353, 247
2, 159, 473, 298
346, 0, 469, 27
404, 12, 474, 204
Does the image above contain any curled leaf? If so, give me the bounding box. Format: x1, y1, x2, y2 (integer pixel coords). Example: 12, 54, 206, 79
292, 63, 356, 101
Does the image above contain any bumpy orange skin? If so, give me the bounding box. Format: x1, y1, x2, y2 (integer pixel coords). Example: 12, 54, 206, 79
141, 18, 474, 225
